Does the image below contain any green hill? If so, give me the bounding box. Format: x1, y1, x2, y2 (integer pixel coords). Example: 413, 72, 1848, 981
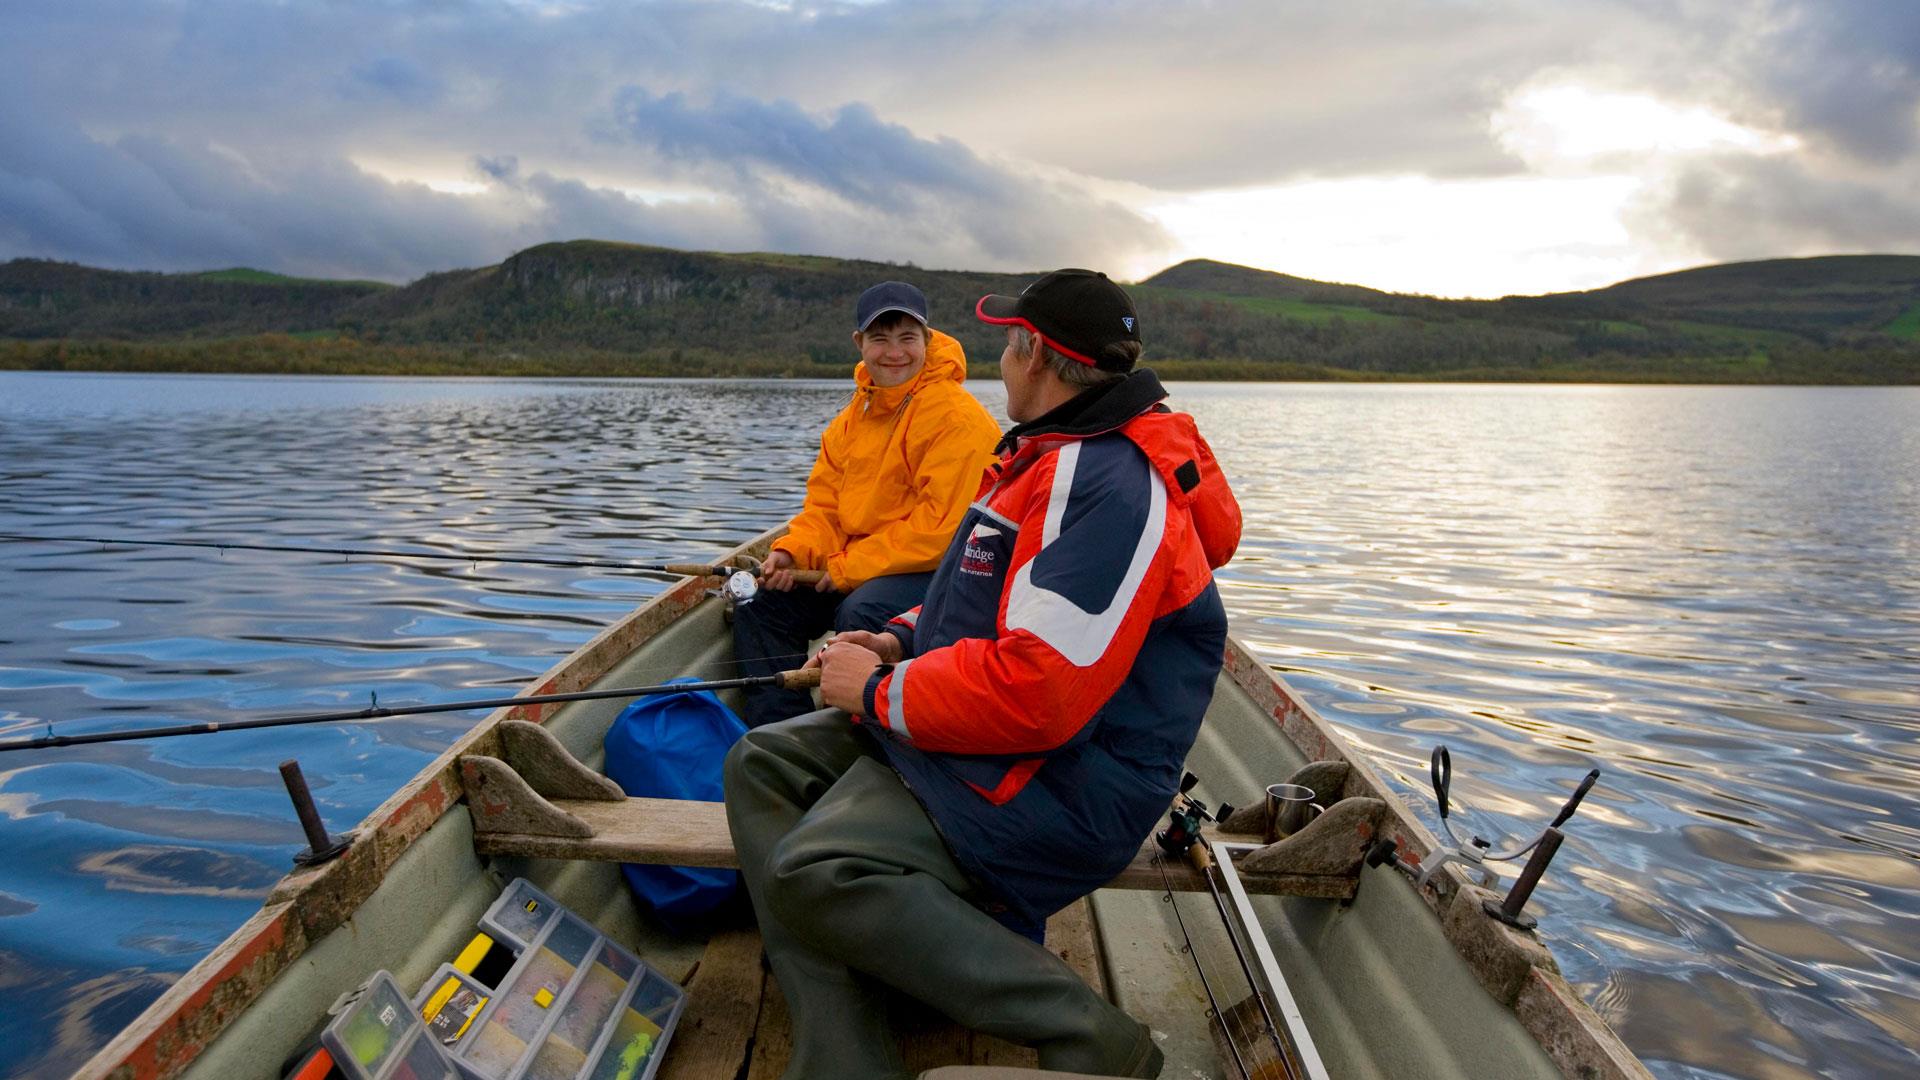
4, 244, 1919, 383
0, 259, 391, 339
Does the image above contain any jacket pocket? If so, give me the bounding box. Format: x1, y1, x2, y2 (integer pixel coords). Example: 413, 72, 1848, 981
946, 754, 1046, 806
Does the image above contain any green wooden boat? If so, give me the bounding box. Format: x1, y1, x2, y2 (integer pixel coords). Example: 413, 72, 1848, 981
72, 530, 1650, 1080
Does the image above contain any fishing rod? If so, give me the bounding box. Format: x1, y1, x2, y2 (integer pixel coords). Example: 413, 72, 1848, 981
1154, 774, 1302, 1080
0, 668, 822, 754
0, 533, 827, 585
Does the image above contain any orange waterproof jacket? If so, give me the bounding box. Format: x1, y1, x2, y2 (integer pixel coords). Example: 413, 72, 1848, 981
772, 329, 1002, 591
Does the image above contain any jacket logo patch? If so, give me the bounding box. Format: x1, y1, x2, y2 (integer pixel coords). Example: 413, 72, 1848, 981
961, 523, 1000, 577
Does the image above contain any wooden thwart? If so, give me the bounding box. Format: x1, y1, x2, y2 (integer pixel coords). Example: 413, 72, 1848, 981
461, 721, 1360, 900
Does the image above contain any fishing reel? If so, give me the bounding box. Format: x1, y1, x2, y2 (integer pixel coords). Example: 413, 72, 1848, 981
1156, 771, 1235, 862
721, 569, 761, 605
712, 557, 831, 609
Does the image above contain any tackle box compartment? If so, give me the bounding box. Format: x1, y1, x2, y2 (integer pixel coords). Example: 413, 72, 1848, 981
320, 970, 466, 1080
443, 879, 687, 1080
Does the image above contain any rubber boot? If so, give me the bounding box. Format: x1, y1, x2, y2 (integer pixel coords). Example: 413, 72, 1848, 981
759, 919, 907, 1080
726, 712, 909, 1080
749, 731, 1163, 1078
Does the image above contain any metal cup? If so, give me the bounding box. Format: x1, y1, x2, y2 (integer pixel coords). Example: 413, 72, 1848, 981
1265, 783, 1324, 840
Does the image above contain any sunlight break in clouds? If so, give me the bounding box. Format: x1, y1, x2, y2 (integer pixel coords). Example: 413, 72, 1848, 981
1492, 84, 1802, 169
1143, 83, 1806, 298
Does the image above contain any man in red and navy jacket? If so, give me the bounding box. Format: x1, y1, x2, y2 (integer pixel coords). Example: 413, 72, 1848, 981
725, 269, 1241, 1080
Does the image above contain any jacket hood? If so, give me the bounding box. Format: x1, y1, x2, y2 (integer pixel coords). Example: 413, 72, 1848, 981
1002, 368, 1240, 570
1122, 405, 1242, 571
996, 368, 1166, 452
854, 327, 967, 404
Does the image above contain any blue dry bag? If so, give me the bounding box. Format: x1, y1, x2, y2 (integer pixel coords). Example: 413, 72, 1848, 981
603, 678, 747, 929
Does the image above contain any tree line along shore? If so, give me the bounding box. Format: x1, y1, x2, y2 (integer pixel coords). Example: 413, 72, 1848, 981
6, 335, 1917, 384
5, 241, 1919, 384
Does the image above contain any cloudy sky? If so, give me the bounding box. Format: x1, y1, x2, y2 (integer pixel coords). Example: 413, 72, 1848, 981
2, 0, 1917, 297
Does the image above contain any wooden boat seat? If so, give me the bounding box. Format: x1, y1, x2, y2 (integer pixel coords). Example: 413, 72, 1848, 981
462, 720, 1374, 899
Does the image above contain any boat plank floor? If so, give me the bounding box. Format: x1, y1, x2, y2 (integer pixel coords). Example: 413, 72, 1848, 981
721, 899, 1105, 1077
660, 927, 766, 1080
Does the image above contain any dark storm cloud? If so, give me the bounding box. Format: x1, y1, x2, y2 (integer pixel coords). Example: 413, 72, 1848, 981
605, 89, 1163, 267
613, 91, 985, 211
1727, 0, 1920, 162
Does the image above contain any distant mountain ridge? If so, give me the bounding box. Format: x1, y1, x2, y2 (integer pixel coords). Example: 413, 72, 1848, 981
4, 242, 1919, 382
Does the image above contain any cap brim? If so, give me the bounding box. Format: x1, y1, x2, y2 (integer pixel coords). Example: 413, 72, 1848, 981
975, 294, 1023, 324
857, 305, 928, 331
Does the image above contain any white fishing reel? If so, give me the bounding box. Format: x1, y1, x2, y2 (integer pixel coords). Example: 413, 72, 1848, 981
722, 569, 760, 605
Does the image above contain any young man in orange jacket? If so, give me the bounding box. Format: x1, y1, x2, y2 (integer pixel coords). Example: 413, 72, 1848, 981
725, 270, 1241, 1078
734, 281, 1002, 727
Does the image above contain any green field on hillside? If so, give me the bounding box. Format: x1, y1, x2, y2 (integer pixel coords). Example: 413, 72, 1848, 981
1134, 286, 1400, 325
197, 268, 392, 289
1885, 302, 1920, 339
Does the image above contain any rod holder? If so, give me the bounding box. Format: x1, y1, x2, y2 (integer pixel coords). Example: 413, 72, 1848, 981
281, 759, 351, 867
1484, 826, 1563, 930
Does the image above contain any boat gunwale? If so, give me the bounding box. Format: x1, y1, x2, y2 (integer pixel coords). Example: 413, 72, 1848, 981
73, 534, 765, 1080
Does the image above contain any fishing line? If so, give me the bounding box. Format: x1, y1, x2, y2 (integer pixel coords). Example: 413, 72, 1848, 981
0, 666, 822, 753
0, 532, 747, 579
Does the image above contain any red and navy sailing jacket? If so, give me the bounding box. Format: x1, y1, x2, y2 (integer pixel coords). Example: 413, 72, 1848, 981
858, 370, 1241, 933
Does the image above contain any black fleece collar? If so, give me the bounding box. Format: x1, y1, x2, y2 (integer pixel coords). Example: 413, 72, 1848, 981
996, 368, 1168, 454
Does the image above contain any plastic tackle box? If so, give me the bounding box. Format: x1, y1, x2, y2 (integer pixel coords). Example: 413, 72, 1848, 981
321, 971, 465, 1080
436, 879, 687, 1080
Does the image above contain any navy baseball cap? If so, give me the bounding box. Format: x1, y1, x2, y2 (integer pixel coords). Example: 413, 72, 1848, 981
976, 269, 1141, 372
856, 281, 929, 331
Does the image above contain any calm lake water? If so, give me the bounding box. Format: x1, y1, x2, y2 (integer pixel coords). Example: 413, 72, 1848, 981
1, 372, 1916, 1079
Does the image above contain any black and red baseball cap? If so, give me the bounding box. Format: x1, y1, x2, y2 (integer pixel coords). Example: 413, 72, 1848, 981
976, 269, 1142, 372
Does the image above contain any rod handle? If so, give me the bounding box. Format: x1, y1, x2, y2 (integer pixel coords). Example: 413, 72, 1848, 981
670, 564, 827, 585
778, 667, 823, 690
1187, 839, 1213, 873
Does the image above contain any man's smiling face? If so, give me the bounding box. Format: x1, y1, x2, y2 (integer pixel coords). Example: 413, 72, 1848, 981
854, 317, 929, 388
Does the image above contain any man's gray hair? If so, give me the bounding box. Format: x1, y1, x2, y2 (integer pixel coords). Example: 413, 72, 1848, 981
1012, 327, 1133, 388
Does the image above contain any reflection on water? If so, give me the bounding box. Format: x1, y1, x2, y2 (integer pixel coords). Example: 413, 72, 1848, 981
2, 374, 1917, 1079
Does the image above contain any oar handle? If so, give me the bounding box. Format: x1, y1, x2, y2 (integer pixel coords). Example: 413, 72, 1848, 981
778, 667, 822, 689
